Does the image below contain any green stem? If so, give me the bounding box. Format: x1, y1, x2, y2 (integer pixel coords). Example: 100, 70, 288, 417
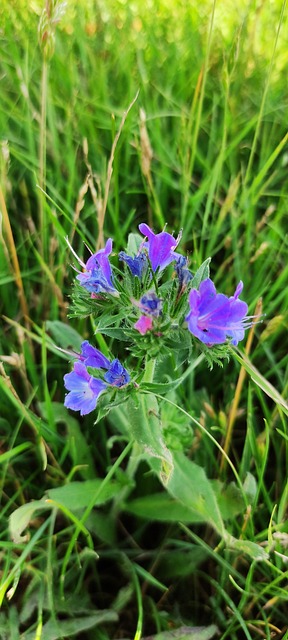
112, 358, 158, 509
142, 357, 156, 383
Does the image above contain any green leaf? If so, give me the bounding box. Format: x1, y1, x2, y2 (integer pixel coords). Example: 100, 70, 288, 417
212, 481, 246, 520
126, 493, 205, 523
126, 232, 143, 255
191, 257, 211, 289
227, 536, 269, 561
141, 624, 218, 640
9, 499, 52, 543
142, 379, 183, 394
123, 394, 174, 480
22, 612, 118, 640
160, 452, 225, 536
99, 328, 131, 340
9, 480, 120, 544
46, 479, 121, 510
243, 472, 258, 502
46, 320, 83, 351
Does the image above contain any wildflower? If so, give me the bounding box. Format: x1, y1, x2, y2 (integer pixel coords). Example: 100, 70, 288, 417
80, 340, 111, 369
138, 223, 182, 272
118, 251, 148, 278
138, 291, 163, 317
133, 291, 162, 335
64, 362, 107, 415
185, 278, 253, 346
174, 255, 193, 288
134, 315, 153, 335
74, 238, 117, 295
64, 341, 130, 414
80, 342, 130, 386
104, 359, 130, 386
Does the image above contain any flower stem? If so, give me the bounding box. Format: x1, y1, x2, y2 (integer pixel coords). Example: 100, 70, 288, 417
142, 357, 156, 383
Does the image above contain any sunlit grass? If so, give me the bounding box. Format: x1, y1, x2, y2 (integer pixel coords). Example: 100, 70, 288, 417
0, 0, 287, 638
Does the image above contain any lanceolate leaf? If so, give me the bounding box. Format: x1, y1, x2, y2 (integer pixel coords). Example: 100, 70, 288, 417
10, 479, 121, 543
22, 611, 118, 640
141, 624, 218, 640
46, 479, 121, 510
147, 451, 225, 537
191, 257, 211, 289
119, 394, 174, 481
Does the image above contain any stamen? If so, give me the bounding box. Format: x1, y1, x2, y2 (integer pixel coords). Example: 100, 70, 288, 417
65, 236, 86, 269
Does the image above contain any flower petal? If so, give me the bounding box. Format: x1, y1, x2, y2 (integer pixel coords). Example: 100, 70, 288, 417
80, 340, 110, 369
134, 315, 153, 335
186, 278, 252, 346
104, 359, 130, 387
64, 363, 107, 415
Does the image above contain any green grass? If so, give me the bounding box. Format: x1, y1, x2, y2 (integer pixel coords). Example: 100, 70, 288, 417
0, 0, 287, 638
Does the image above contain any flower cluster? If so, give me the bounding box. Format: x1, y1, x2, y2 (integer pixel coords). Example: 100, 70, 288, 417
64, 341, 130, 415
64, 223, 256, 415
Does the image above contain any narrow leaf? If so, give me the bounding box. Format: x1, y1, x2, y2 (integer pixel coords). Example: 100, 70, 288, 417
46, 479, 121, 510
22, 612, 118, 640
191, 257, 211, 289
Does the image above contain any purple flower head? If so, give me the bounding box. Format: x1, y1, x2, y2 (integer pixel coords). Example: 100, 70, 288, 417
80, 340, 111, 369
118, 251, 148, 278
75, 238, 117, 295
134, 315, 153, 335
64, 362, 107, 416
174, 255, 193, 288
104, 359, 130, 387
139, 223, 182, 272
138, 291, 163, 317
185, 278, 253, 346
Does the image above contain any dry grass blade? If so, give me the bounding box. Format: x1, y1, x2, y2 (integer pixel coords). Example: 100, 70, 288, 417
96, 90, 140, 249
0, 186, 31, 329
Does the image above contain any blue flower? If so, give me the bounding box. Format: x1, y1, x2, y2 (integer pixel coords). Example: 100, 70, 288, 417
75, 238, 117, 295
118, 251, 148, 278
64, 362, 107, 415
64, 343, 131, 415
138, 223, 182, 272
174, 255, 193, 288
132, 291, 162, 335
79, 340, 111, 369
138, 291, 162, 317
104, 359, 131, 387
185, 278, 253, 346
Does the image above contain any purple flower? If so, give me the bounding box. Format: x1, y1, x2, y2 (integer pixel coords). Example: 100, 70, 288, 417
80, 340, 111, 369
132, 291, 162, 334
80, 343, 130, 386
118, 251, 147, 278
76, 238, 117, 295
134, 315, 153, 335
104, 359, 130, 387
138, 223, 182, 272
138, 291, 162, 317
174, 255, 193, 288
185, 278, 253, 346
64, 362, 107, 415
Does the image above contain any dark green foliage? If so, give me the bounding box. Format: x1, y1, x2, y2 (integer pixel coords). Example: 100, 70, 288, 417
0, 1, 287, 638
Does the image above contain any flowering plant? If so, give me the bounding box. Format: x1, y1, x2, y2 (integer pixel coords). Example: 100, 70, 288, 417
62, 222, 263, 556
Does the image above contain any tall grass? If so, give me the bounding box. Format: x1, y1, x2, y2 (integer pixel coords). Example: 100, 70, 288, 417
0, 0, 287, 638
